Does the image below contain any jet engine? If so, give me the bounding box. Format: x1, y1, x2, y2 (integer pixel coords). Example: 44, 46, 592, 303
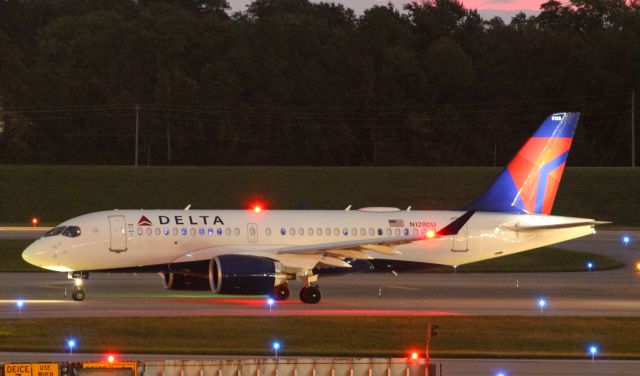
209, 255, 279, 295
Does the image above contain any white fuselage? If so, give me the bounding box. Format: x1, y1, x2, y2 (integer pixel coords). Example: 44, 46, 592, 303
22, 208, 595, 272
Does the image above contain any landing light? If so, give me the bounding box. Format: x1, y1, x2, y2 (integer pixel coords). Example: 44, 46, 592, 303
425, 230, 436, 239
587, 261, 594, 271
636, 262, 640, 272
622, 235, 631, 245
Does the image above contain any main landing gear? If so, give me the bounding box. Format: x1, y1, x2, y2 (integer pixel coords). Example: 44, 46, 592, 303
269, 283, 291, 301
299, 285, 321, 304
297, 273, 321, 304
68, 271, 88, 301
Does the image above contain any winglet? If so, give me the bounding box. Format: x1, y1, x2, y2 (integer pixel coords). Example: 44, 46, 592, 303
437, 211, 475, 236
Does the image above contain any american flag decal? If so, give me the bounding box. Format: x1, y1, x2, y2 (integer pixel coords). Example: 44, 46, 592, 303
388, 219, 404, 227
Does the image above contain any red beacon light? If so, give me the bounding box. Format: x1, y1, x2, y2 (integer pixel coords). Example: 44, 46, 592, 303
410, 352, 419, 360
253, 205, 262, 213
31, 217, 39, 227
107, 354, 115, 363
425, 230, 436, 239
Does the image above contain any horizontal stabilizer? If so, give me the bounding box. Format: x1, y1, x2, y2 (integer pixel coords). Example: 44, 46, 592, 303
502, 220, 610, 232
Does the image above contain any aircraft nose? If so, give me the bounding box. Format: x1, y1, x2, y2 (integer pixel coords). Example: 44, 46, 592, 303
22, 241, 43, 267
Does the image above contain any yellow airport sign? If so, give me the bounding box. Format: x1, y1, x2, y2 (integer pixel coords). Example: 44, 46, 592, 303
4, 364, 59, 376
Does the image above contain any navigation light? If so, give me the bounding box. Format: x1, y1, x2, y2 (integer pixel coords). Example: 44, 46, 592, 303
425, 230, 435, 239
587, 261, 594, 271
622, 236, 631, 245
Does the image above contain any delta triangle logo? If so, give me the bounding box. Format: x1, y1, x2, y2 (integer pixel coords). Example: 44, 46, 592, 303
138, 216, 152, 226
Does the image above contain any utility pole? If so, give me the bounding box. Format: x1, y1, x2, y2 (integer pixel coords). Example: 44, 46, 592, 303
135, 104, 140, 167
632, 91, 636, 168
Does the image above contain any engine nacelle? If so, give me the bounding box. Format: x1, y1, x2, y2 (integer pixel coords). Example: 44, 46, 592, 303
162, 272, 210, 291
209, 255, 278, 295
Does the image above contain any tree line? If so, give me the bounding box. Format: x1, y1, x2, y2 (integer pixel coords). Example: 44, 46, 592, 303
0, 0, 638, 166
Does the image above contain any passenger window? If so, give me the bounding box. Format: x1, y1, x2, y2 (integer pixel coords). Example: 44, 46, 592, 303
155, 228, 161, 236
413, 229, 418, 235
163, 228, 169, 236
225, 228, 231, 236
249, 227, 256, 236
395, 228, 400, 236
44, 226, 67, 237
317, 228, 322, 236
146, 228, 152, 235
281, 228, 286, 236
334, 228, 340, 236
299, 228, 304, 236
360, 228, 366, 236
325, 228, 331, 236
181, 228, 187, 236
343, 228, 348, 236
351, 228, 357, 236
172, 228, 179, 236
208, 228, 214, 236
137, 228, 143, 236
217, 228, 223, 236
404, 228, 409, 236
386, 228, 392, 236
233, 228, 240, 236
199, 228, 205, 236
291, 228, 296, 236
190, 228, 196, 236
266, 227, 272, 236
378, 228, 383, 236
308, 228, 313, 236
62, 226, 82, 238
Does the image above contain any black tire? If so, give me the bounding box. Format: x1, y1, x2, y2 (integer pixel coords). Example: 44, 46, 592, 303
299, 285, 321, 304
72, 290, 85, 301
269, 284, 290, 301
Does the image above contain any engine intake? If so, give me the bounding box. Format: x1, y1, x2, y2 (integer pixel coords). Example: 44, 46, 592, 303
209, 255, 277, 295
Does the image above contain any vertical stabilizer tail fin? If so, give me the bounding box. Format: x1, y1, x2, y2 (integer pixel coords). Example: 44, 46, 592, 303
463, 112, 580, 214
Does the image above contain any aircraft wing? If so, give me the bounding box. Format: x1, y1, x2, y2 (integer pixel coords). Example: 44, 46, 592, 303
0, 227, 52, 239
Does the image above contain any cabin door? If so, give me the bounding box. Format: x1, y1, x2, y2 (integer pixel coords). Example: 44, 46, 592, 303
108, 215, 128, 252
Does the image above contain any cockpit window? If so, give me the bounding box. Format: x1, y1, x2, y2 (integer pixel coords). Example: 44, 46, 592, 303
44, 226, 66, 237
62, 226, 81, 238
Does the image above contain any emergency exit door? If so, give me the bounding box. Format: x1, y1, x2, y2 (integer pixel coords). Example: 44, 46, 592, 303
108, 215, 128, 252
451, 219, 468, 252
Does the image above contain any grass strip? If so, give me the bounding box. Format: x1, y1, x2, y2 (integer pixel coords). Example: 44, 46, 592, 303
0, 166, 638, 226
0, 316, 638, 359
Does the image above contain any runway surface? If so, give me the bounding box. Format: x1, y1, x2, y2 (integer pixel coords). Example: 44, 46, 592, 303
0, 231, 638, 318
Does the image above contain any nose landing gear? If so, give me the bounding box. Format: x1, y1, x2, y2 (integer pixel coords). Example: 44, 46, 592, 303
68, 271, 88, 301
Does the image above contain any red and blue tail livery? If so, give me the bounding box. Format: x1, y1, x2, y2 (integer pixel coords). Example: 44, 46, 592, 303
465, 112, 579, 215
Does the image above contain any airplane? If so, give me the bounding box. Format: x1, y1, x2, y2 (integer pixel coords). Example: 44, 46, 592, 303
7, 112, 607, 303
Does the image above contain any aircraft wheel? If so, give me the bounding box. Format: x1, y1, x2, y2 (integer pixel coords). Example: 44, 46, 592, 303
72, 290, 85, 301
299, 285, 321, 304
270, 284, 290, 301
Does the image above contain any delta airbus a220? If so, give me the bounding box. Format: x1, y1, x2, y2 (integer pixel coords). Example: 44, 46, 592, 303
11, 113, 607, 303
